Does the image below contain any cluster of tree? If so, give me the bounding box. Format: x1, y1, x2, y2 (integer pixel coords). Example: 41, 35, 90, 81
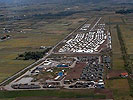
1, 10, 84, 22
116, 9, 133, 14
116, 25, 133, 96
16, 47, 51, 60
0, 35, 11, 40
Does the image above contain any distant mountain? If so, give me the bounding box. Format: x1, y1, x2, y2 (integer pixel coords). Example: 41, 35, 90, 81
0, 0, 133, 5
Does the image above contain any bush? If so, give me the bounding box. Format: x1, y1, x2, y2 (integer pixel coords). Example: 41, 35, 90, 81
17, 47, 51, 60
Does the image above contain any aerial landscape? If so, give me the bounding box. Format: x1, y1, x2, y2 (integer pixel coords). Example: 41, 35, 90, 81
0, 0, 133, 100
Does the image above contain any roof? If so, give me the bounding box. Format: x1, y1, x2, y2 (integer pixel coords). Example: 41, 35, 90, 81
43, 61, 52, 66
57, 64, 68, 67
58, 72, 63, 76
121, 73, 128, 76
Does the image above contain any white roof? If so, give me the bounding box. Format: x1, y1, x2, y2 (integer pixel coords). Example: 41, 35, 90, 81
15, 77, 33, 84
98, 82, 104, 85
43, 61, 52, 66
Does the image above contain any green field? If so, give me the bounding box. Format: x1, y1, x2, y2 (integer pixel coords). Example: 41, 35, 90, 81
108, 15, 125, 70
120, 24, 133, 54
0, 99, 14, 100
0, 2, 133, 100
105, 13, 133, 100
106, 79, 132, 100
0, 13, 87, 82
0, 90, 106, 100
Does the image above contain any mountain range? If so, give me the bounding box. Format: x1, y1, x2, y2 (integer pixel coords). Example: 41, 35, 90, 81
0, 0, 133, 5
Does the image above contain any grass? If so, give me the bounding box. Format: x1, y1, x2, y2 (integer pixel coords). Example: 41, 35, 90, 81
0, 13, 87, 83
113, 90, 133, 100
109, 15, 123, 25
15, 97, 91, 100
0, 90, 106, 99
110, 24, 125, 70
117, 18, 133, 97
0, 4, 132, 100
112, 79, 129, 91
106, 14, 133, 100
0, 99, 15, 100
106, 79, 132, 100
120, 24, 133, 54
0, 52, 34, 82
112, 54, 124, 70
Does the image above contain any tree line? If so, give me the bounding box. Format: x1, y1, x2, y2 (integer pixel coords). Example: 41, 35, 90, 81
16, 47, 52, 60
116, 9, 133, 14
116, 25, 133, 96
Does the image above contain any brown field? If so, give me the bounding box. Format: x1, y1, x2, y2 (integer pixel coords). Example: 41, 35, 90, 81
65, 62, 86, 80
107, 70, 127, 79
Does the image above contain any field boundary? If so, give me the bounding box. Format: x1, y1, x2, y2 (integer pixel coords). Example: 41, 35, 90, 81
0, 17, 91, 87
116, 25, 133, 96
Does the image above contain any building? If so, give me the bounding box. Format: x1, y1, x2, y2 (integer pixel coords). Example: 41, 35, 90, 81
120, 72, 128, 78
56, 64, 68, 68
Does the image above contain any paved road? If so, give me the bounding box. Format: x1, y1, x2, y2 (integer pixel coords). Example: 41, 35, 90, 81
0, 17, 91, 86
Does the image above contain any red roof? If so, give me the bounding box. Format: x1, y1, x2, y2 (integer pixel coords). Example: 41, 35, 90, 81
121, 73, 128, 76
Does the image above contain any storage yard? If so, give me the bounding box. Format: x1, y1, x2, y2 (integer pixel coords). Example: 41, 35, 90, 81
3, 17, 112, 90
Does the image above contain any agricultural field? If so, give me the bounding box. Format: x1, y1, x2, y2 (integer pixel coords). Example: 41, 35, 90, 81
111, 24, 125, 70
120, 23, 133, 54
0, 99, 14, 100
0, 1, 133, 100
106, 79, 132, 100
0, 6, 88, 82
0, 89, 108, 100
108, 15, 125, 70
105, 13, 133, 100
